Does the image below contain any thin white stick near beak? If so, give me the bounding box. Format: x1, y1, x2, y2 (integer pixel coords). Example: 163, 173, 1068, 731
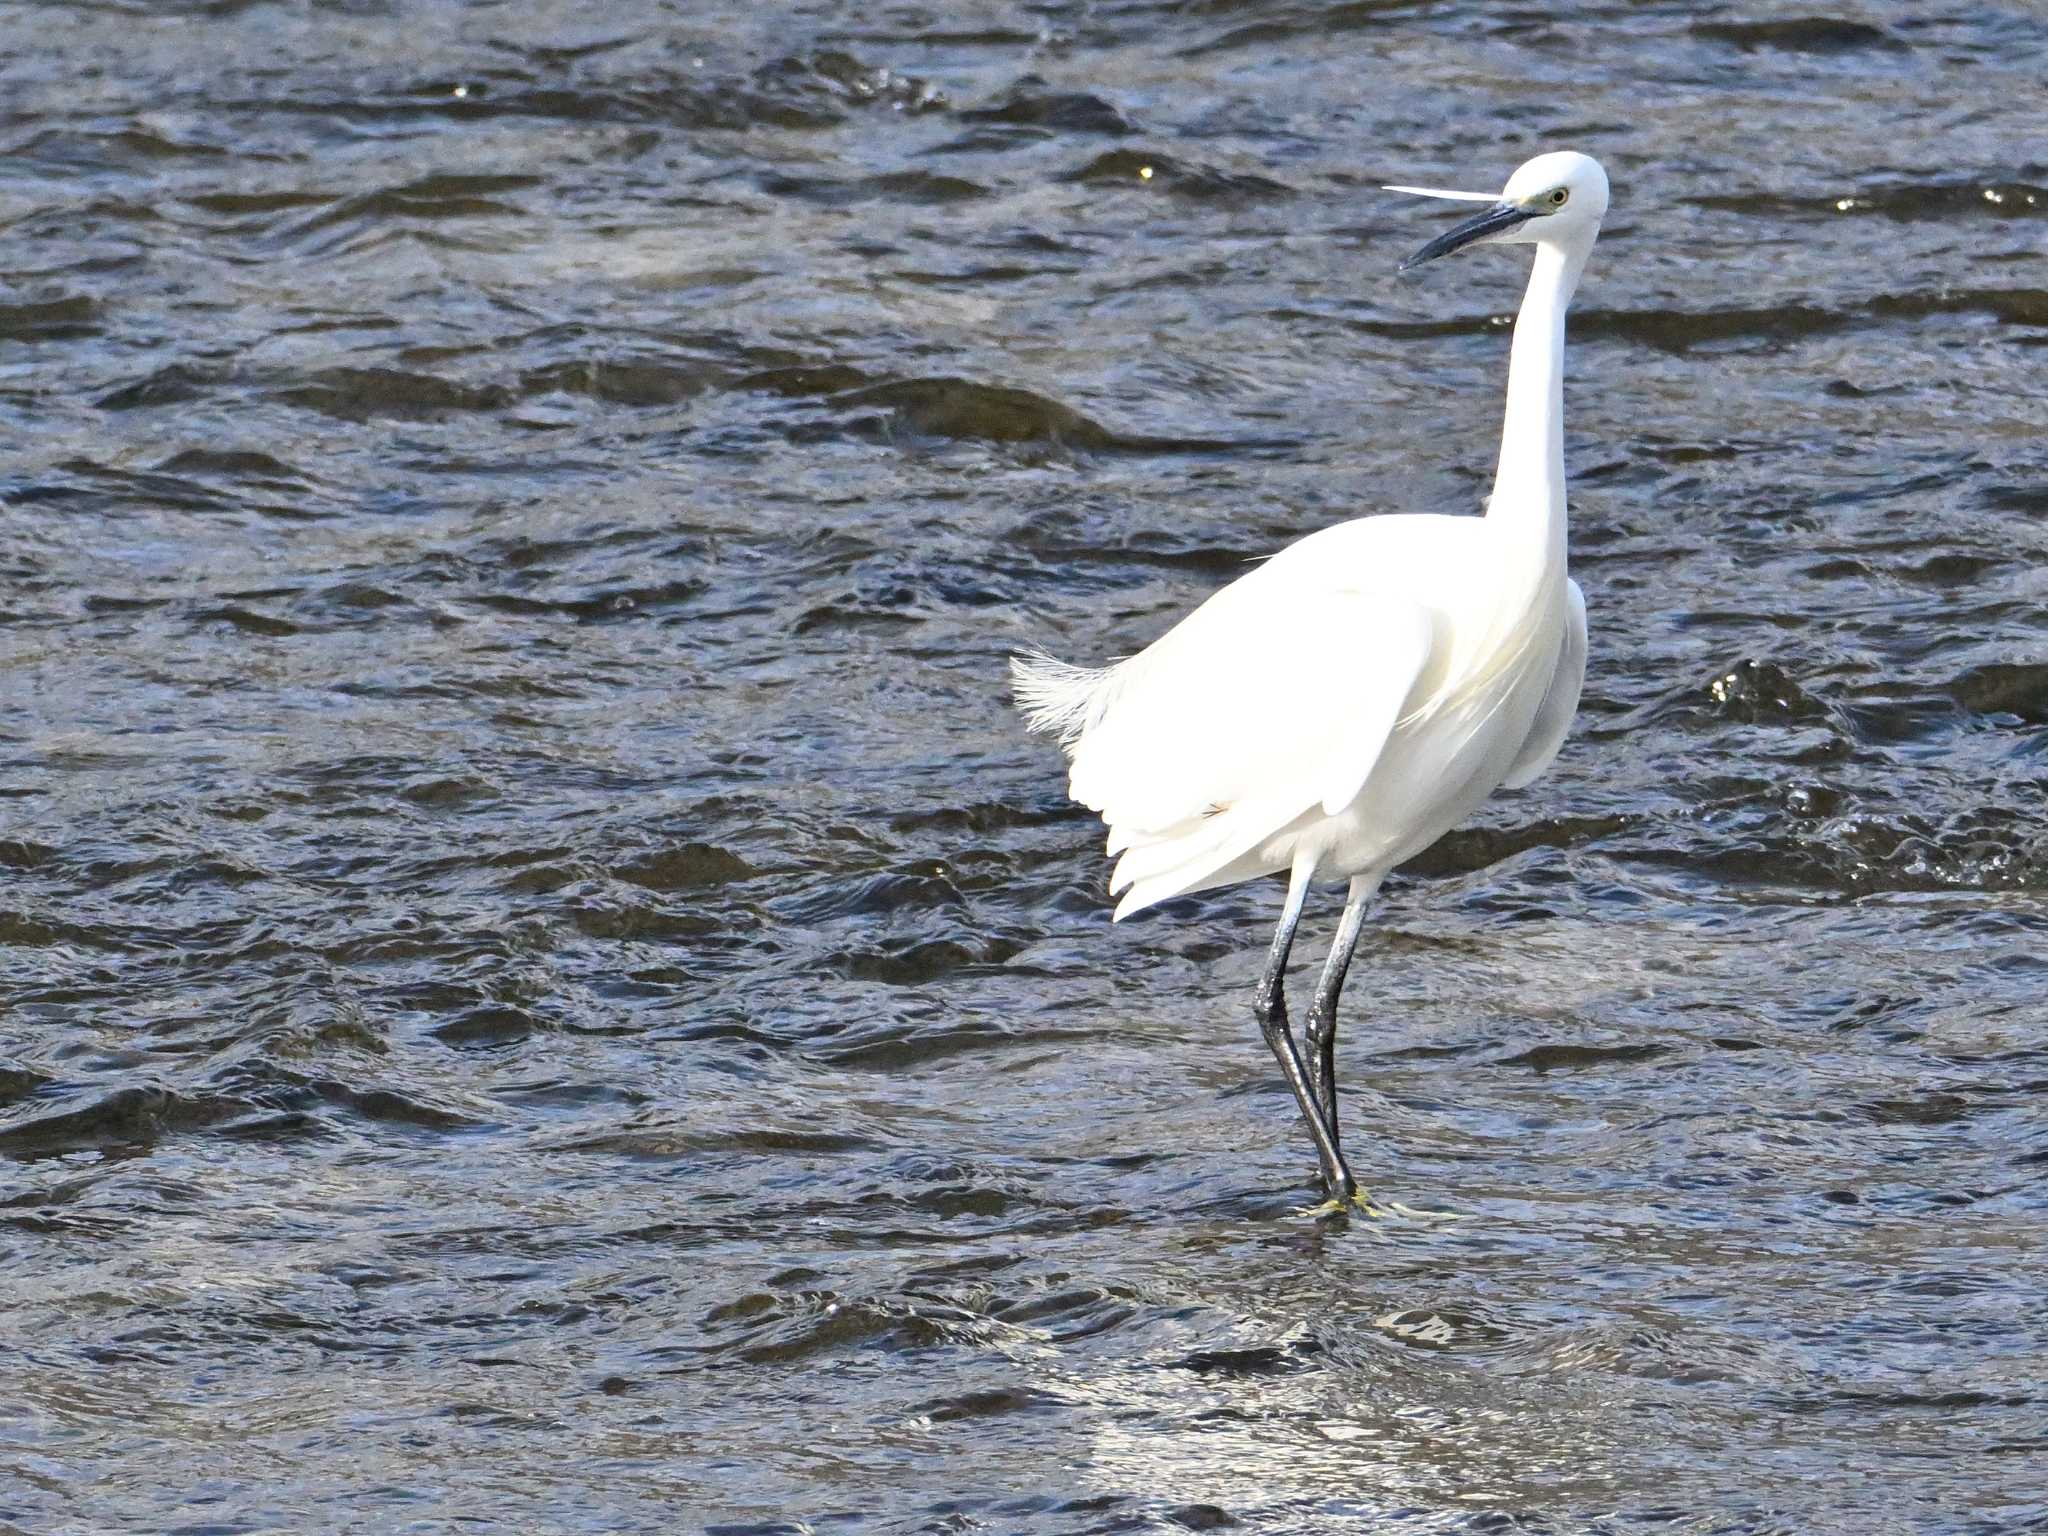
1381, 184, 1500, 202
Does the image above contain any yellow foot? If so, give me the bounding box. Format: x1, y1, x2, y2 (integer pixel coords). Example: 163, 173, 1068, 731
1299, 1188, 1391, 1220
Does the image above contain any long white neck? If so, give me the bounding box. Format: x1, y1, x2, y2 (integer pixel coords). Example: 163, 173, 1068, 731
1487, 235, 1594, 564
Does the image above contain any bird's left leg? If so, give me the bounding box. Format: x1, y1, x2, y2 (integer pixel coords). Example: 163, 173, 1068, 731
1304, 873, 1383, 1146
1253, 854, 1359, 1204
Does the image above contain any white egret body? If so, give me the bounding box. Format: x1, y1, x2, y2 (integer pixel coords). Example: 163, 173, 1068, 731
1012, 151, 1611, 1208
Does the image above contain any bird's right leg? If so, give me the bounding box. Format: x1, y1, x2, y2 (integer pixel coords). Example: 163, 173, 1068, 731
1253, 856, 1359, 1205
1305, 872, 1383, 1148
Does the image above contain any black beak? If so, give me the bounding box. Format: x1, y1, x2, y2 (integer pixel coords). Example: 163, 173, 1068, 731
1399, 201, 1537, 272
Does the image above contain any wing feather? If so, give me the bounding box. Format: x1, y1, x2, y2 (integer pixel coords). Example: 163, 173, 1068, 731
1013, 513, 1478, 917
1057, 567, 1434, 860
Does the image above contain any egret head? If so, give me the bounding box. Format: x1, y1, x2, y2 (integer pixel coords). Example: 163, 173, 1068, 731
1388, 151, 1610, 271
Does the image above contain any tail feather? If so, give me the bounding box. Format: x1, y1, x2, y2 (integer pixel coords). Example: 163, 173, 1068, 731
1110, 814, 1235, 894
1013, 644, 1301, 919
1009, 649, 1122, 749
1113, 839, 1278, 920
1106, 789, 1306, 919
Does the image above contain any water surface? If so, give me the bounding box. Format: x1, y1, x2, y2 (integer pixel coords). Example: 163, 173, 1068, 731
3, 2, 2046, 1531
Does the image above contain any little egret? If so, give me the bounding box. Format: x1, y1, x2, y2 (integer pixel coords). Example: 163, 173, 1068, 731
1012, 150, 1609, 1211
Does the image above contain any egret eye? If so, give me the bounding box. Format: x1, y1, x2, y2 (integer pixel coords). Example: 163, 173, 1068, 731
1547, 188, 1569, 207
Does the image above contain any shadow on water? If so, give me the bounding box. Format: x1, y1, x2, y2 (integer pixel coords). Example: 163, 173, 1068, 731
2, 1, 2046, 1532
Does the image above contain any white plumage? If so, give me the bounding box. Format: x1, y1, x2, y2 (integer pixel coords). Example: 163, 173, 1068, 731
1012, 150, 1613, 1211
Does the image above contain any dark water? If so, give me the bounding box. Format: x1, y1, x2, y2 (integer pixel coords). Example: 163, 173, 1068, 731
4, 1, 2046, 1530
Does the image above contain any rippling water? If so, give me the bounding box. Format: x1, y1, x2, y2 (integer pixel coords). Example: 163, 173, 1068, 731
4, 2, 2046, 1531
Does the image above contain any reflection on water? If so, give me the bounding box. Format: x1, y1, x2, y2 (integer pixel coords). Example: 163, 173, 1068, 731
3, 1, 2046, 1531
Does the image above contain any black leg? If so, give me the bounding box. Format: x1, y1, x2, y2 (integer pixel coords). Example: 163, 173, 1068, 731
1254, 862, 1357, 1202
1305, 874, 1380, 1149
